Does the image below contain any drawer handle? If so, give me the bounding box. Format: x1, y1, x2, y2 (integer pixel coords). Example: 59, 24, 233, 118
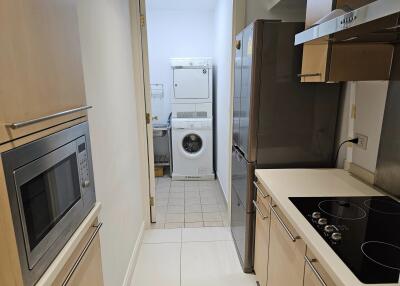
304, 256, 327, 286
62, 222, 103, 286
253, 181, 268, 198
268, 202, 299, 242
253, 200, 268, 220
7, 105, 92, 129
297, 73, 322, 78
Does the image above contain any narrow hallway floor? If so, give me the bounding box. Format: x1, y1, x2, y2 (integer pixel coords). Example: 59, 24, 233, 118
131, 227, 256, 286
153, 177, 228, 229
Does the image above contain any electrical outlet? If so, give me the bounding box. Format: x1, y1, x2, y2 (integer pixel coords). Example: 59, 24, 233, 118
355, 133, 368, 150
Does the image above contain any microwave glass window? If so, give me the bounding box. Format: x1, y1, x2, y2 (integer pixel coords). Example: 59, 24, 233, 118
20, 154, 81, 250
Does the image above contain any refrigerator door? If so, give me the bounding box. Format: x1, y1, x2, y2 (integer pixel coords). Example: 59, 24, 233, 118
238, 21, 263, 162
238, 25, 253, 158
231, 146, 255, 272
233, 32, 243, 147
231, 146, 255, 212
231, 189, 254, 273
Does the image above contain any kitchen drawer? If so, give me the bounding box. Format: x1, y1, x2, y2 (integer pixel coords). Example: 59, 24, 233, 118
267, 200, 306, 286
53, 221, 104, 286
304, 248, 337, 286
253, 193, 271, 286
253, 180, 271, 209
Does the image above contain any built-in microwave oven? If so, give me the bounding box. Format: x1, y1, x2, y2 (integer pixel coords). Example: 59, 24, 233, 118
0, 122, 96, 286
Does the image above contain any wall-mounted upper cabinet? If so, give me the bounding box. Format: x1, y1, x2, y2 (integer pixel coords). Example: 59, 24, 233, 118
298, 0, 396, 82
0, 0, 88, 144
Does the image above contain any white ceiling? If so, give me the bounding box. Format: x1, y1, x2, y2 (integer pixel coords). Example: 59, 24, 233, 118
146, 0, 218, 11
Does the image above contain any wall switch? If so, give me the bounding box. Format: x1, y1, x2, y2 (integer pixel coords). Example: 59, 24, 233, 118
355, 133, 368, 150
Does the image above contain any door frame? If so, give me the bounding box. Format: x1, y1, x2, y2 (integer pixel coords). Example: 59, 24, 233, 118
130, 0, 247, 226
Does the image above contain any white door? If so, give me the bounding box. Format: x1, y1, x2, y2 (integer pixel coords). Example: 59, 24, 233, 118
173, 68, 210, 99
138, 0, 156, 223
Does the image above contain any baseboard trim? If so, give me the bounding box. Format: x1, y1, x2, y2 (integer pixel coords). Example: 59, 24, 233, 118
122, 221, 145, 286
216, 175, 228, 205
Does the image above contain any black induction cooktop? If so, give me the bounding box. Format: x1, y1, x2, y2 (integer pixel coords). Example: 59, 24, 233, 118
289, 196, 400, 284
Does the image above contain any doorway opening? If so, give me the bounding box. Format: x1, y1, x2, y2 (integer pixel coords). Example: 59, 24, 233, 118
143, 0, 235, 229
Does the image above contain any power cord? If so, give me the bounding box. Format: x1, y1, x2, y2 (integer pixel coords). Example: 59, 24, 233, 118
334, 138, 359, 166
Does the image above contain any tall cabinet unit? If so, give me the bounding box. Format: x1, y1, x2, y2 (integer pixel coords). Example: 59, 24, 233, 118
0, 1, 103, 285
0, 0, 89, 144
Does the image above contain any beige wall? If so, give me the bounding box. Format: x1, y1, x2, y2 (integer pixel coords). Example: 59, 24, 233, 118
77, 1, 147, 285
214, 0, 234, 201
337, 82, 388, 173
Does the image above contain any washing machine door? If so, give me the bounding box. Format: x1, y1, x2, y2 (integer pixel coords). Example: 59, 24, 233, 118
179, 132, 205, 159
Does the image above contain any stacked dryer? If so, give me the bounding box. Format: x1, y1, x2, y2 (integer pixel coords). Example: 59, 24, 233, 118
170, 58, 214, 180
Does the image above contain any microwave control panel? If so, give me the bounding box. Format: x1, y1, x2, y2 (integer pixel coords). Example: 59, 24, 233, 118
76, 136, 91, 190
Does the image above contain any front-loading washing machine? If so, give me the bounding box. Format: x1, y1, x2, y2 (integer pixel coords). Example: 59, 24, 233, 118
171, 118, 214, 180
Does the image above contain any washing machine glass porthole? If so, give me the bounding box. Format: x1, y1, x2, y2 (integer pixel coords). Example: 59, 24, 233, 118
182, 133, 203, 154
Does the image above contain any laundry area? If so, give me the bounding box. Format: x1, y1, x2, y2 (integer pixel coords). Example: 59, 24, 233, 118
146, 0, 233, 229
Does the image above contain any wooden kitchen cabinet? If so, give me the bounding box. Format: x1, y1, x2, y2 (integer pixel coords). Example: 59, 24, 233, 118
0, 0, 88, 144
253, 182, 272, 286
267, 201, 306, 286
304, 248, 337, 286
300, 0, 394, 82
53, 223, 104, 286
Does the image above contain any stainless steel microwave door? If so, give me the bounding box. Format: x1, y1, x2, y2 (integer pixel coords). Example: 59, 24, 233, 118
13, 140, 84, 269
0, 122, 96, 286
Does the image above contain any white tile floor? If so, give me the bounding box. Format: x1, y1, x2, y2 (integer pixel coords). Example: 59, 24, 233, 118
152, 177, 228, 229
131, 227, 257, 286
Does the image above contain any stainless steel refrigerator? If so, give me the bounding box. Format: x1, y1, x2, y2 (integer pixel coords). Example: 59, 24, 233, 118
231, 20, 341, 272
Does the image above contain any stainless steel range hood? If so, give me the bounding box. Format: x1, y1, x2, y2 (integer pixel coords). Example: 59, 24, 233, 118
295, 0, 400, 45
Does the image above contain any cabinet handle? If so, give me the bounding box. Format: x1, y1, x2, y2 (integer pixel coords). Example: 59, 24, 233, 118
62, 222, 103, 286
297, 73, 322, 78
253, 181, 268, 198
304, 256, 327, 286
7, 105, 92, 129
253, 200, 268, 220
268, 201, 299, 242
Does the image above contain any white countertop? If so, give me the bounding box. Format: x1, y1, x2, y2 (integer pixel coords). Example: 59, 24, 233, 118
255, 168, 399, 286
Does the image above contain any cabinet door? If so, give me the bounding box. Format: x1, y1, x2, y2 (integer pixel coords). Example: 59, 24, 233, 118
253, 195, 271, 286
53, 224, 104, 286
66, 235, 104, 286
304, 249, 337, 286
267, 202, 306, 286
0, 0, 87, 144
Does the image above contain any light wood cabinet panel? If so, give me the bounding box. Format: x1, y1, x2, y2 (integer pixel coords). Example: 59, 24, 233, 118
304, 248, 337, 286
54, 225, 104, 286
0, 0, 87, 144
267, 202, 306, 286
64, 235, 103, 286
254, 195, 271, 286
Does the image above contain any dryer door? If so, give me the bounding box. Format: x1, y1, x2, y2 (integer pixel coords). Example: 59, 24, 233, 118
173, 68, 209, 100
